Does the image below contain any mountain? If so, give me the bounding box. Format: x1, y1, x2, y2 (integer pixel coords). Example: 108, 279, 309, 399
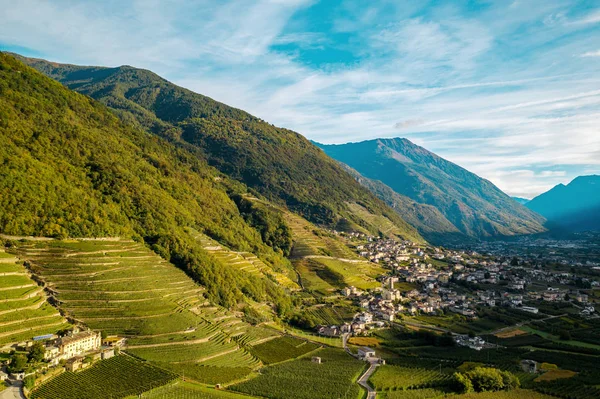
13, 53, 423, 243
0, 52, 299, 310
512, 197, 530, 205
338, 163, 465, 243
316, 138, 546, 241
526, 175, 600, 232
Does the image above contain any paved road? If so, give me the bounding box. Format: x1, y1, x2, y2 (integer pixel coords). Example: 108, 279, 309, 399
357, 361, 380, 399
0, 382, 25, 399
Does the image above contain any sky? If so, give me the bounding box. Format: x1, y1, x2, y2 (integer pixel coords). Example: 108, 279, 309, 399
1, 0, 600, 199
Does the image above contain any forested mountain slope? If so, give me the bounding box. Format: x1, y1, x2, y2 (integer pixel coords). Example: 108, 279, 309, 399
317, 138, 546, 240
0, 53, 294, 310
13, 53, 422, 242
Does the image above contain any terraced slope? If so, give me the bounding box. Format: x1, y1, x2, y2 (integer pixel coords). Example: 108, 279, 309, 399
13, 239, 274, 371
190, 229, 299, 290
0, 249, 69, 347
283, 211, 384, 294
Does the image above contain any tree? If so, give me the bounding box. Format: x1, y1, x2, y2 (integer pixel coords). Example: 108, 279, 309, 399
466, 367, 505, 392
501, 370, 520, 390
453, 372, 473, 393
28, 342, 45, 363
23, 375, 36, 390
7, 354, 28, 373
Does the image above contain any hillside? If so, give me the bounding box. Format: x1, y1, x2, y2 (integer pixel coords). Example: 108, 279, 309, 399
339, 163, 465, 243
0, 52, 298, 311
12, 53, 422, 243
316, 138, 546, 241
527, 175, 600, 232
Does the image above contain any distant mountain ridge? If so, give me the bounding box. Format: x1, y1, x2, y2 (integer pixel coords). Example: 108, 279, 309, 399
317, 138, 546, 242
526, 175, 600, 232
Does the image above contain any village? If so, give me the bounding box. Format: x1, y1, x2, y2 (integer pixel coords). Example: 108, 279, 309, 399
314, 233, 599, 350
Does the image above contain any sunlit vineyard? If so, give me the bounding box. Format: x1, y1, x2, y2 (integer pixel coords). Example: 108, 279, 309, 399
232, 348, 364, 399
248, 336, 320, 364
370, 365, 452, 391
31, 355, 177, 399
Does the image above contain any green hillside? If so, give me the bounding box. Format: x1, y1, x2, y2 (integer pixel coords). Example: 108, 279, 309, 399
317, 138, 546, 241
13, 53, 422, 242
0, 52, 292, 310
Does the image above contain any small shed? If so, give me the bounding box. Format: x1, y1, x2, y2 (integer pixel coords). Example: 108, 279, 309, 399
358, 347, 376, 359
311, 356, 322, 364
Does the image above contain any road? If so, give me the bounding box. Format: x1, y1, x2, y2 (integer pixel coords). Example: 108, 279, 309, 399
343, 333, 380, 398
0, 381, 25, 399
357, 360, 380, 399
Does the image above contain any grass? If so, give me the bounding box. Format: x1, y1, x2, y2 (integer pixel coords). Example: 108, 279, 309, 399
348, 337, 381, 347
231, 348, 365, 399
30, 355, 177, 399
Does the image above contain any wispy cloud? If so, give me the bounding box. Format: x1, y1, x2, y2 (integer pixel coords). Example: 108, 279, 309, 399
1, 0, 599, 198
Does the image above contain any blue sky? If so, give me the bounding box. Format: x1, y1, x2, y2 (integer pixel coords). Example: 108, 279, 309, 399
1, 0, 600, 198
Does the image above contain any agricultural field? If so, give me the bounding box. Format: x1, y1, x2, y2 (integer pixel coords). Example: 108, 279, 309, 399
283, 211, 359, 260
11, 240, 270, 371
369, 365, 452, 391
0, 249, 69, 347
231, 348, 365, 399
137, 381, 256, 399
248, 336, 320, 364
31, 355, 177, 399
152, 364, 254, 385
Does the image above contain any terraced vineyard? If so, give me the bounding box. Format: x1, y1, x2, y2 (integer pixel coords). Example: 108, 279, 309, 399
191, 229, 299, 290
0, 249, 69, 347
31, 354, 177, 399
13, 239, 275, 371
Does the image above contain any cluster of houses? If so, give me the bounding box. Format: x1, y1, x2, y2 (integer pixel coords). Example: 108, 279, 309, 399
8, 327, 126, 377
315, 233, 600, 342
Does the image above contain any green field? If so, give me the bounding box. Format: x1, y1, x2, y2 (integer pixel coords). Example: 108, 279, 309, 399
31, 355, 177, 399
232, 348, 365, 399
12, 240, 273, 371
137, 381, 256, 398
370, 365, 452, 391
381, 389, 557, 399
0, 249, 69, 346
248, 336, 320, 364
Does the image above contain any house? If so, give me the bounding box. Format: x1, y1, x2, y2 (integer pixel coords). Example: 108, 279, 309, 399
65, 357, 86, 372
358, 312, 373, 323
58, 330, 101, 359
311, 357, 322, 364
318, 326, 340, 337
0, 370, 8, 381
521, 360, 538, 373
357, 347, 376, 360
101, 348, 115, 360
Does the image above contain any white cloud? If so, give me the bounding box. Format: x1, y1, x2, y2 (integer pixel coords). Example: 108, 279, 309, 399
581, 50, 600, 57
